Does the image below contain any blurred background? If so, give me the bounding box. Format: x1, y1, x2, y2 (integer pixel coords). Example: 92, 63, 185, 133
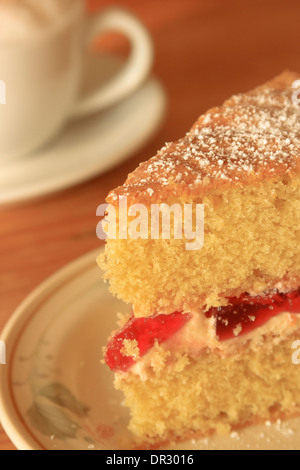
1, 0, 300, 449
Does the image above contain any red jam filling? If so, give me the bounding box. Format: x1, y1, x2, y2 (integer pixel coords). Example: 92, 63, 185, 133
105, 288, 300, 372
105, 312, 191, 372
206, 288, 300, 341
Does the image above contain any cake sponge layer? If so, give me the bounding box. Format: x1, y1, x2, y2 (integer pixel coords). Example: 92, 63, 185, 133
100, 173, 300, 316
115, 331, 300, 445
100, 71, 300, 317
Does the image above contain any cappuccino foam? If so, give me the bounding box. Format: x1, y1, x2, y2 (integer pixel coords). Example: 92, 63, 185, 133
0, 0, 76, 43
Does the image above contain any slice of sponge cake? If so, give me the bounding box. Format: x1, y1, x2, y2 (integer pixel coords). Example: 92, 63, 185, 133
99, 71, 300, 445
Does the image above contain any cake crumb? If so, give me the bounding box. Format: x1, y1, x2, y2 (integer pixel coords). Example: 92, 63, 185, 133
173, 353, 190, 373
149, 341, 171, 373
121, 339, 140, 360
233, 324, 243, 336
117, 311, 132, 327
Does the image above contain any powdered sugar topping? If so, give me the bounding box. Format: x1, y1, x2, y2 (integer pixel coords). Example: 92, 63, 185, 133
108, 77, 300, 202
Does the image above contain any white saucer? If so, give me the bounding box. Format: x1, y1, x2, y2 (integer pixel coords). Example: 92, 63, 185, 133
1, 248, 300, 450
0, 54, 167, 205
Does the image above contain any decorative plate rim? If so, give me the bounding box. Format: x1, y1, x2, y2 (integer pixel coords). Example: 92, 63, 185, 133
0, 248, 102, 450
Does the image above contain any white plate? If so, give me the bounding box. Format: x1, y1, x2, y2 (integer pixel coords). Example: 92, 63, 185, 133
1, 249, 300, 450
0, 54, 167, 206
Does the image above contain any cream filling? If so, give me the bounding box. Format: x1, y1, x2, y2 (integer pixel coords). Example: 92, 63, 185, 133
126, 311, 300, 381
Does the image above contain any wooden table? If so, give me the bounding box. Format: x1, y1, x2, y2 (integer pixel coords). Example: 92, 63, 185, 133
1, 0, 300, 450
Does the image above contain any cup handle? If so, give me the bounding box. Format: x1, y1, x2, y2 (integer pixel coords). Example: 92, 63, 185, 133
71, 7, 154, 119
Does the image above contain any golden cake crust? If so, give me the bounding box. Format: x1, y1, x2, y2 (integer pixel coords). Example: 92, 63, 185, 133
107, 71, 300, 206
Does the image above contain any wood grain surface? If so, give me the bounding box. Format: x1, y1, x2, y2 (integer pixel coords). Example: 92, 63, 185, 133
1, 0, 300, 450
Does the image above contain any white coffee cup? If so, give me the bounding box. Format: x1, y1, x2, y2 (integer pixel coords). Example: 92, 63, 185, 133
0, 0, 154, 160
